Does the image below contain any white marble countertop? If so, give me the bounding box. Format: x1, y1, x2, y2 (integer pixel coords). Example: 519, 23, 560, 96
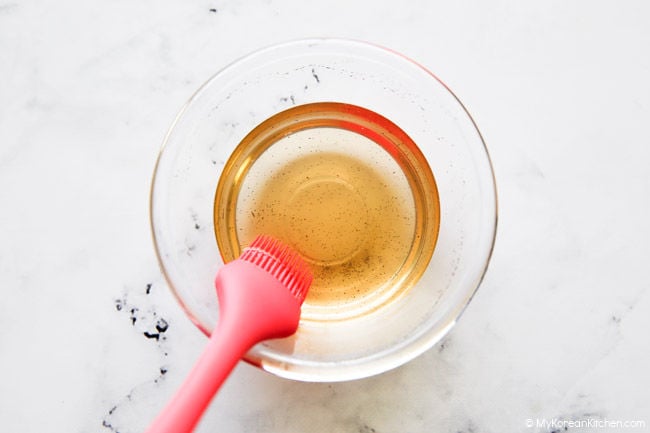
1, 1, 649, 432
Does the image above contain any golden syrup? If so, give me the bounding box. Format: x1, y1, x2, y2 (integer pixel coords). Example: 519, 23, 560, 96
214, 103, 439, 320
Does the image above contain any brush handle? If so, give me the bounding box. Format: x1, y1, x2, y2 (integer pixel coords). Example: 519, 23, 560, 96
144, 315, 254, 433
145, 260, 302, 433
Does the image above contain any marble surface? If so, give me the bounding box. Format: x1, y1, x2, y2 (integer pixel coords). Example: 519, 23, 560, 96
1, 1, 649, 432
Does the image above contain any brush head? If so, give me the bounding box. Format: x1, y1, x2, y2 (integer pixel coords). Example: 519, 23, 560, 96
239, 235, 313, 304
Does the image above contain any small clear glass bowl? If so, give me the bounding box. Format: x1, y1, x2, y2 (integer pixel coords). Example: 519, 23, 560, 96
150, 38, 497, 382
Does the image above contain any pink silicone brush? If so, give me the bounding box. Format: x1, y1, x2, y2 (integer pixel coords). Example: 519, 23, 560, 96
145, 235, 313, 433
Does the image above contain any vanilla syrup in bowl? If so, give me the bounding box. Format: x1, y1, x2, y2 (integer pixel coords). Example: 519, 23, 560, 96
214, 102, 440, 321
151, 39, 497, 381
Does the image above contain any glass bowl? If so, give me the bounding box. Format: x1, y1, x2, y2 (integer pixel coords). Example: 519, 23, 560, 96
150, 38, 497, 382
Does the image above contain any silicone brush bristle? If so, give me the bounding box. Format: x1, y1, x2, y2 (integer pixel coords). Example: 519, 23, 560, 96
239, 235, 313, 304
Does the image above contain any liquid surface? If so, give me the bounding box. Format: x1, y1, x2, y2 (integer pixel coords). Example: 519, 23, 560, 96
235, 129, 415, 307
214, 103, 440, 320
